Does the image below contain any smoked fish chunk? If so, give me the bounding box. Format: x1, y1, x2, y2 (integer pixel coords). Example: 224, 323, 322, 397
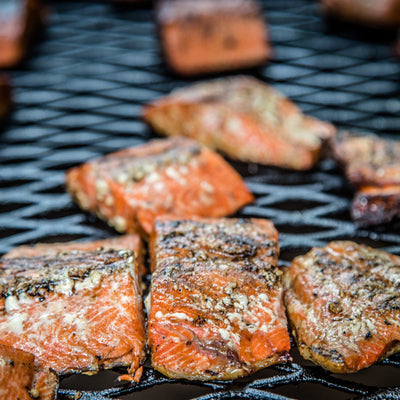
143, 76, 335, 170
66, 137, 253, 238
283, 241, 400, 373
148, 218, 290, 380
0, 250, 146, 376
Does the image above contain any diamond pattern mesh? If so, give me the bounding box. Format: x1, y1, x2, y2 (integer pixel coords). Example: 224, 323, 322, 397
0, 0, 400, 399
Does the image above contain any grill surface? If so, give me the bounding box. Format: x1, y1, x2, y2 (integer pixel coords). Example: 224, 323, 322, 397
0, 0, 400, 399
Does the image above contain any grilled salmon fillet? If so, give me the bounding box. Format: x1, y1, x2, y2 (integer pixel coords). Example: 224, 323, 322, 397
155, 0, 271, 76
4, 234, 145, 277
331, 131, 400, 226
319, 0, 400, 27
143, 76, 336, 170
66, 137, 254, 238
147, 217, 291, 380
283, 241, 400, 373
0, 0, 47, 68
0, 250, 145, 376
0, 344, 57, 400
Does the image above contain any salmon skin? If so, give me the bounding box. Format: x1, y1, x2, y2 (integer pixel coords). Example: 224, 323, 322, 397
66, 137, 254, 238
331, 131, 400, 226
283, 241, 400, 373
0, 344, 57, 400
147, 217, 291, 380
0, 250, 145, 376
4, 234, 145, 277
155, 0, 271, 76
143, 76, 336, 170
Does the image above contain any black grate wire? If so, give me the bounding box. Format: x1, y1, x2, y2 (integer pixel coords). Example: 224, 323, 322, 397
1, 0, 400, 399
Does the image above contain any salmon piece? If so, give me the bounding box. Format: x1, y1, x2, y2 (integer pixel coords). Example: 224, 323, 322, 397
331, 131, 400, 225
352, 185, 400, 226
319, 0, 400, 27
0, 0, 47, 68
331, 131, 400, 187
0, 250, 146, 376
155, 0, 271, 76
143, 76, 336, 170
283, 241, 400, 373
0, 75, 12, 120
0, 344, 57, 400
147, 217, 290, 380
4, 234, 145, 277
66, 137, 254, 239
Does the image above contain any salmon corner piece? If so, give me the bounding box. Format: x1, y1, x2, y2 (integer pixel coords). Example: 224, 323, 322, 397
155, 0, 271, 76
0, 344, 58, 400
143, 76, 336, 170
0, 250, 146, 376
148, 218, 291, 380
331, 131, 400, 226
283, 241, 400, 373
66, 137, 254, 238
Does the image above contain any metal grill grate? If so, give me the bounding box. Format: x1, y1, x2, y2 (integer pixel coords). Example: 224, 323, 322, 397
1, 0, 400, 399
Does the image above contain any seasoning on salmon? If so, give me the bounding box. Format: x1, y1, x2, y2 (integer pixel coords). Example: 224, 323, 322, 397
0, 344, 57, 400
0, 250, 146, 376
147, 217, 291, 380
4, 234, 145, 277
319, 0, 400, 27
0, 0, 47, 68
143, 76, 336, 170
0, 75, 12, 120
66, 137, 254, 239
155, 0, 271, 76
331, 131, 400, 226
283, 241, 400, 373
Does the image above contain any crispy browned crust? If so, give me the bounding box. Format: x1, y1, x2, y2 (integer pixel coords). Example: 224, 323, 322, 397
0, 0, 47, 68
155, 0, 271, 75
4, 234, 146, 278
319, 0, 400, 27
283, 241, 400, 373
0, 75, 12, 120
